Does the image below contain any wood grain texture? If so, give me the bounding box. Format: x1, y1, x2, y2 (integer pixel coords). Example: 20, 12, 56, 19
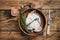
0, 0, 60, 9
0, 0, 60, 40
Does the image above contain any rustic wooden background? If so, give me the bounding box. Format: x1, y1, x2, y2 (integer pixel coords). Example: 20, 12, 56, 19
0, 0, 60, 40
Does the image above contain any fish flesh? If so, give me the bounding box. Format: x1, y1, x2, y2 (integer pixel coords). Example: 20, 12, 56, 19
26, 10, 42, 32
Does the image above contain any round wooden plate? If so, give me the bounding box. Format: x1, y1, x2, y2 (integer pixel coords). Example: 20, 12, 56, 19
18, 9, 46, 36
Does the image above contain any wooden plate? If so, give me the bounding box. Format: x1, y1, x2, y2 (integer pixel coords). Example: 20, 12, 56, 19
18, 9, 46, 36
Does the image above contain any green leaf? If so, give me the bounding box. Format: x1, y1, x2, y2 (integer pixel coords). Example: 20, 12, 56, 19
20, 11, 29, 32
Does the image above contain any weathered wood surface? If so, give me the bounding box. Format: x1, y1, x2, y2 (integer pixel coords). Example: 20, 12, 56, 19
0, 0, 60, 9
0, 0, 60, 40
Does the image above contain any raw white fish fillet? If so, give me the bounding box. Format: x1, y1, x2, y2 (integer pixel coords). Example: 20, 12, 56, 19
26, 10, 42, 32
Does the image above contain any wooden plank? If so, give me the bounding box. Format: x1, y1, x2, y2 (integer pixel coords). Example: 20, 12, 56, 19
0, 0, 60, 9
